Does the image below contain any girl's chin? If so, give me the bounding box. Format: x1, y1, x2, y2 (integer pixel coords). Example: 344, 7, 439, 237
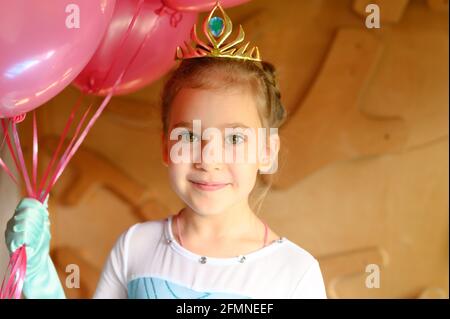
185, 202, 232, 216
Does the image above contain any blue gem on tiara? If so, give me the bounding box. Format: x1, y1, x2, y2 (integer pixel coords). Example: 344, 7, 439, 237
208, 16, 224, 37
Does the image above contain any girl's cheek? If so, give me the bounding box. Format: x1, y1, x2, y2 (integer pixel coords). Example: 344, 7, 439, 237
168, 164, 187, 188
169, 164, 188, 179
228, 164, 258, 190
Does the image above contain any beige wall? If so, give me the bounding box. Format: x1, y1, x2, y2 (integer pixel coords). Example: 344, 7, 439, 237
0, 139, 20, 283
1, 0, 447, 298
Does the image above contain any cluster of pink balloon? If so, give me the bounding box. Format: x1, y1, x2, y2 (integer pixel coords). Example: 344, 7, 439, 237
0, 0, 250, 119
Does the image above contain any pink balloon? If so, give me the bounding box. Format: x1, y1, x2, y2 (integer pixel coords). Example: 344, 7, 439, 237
0, 0, 116, 118
162, 0, 251, 12
73, 0, 198, 96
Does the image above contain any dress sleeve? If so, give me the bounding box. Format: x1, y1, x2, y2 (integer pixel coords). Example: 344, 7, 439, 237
290, 259, 328, 299
93, 225, 136, 299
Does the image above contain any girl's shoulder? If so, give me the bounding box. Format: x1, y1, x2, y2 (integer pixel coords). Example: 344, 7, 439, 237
107, 217, 169, 253
123, 216, 169, 242
272, 237, 320, 269
110, 217, 170, 263
265, 227, 318, 267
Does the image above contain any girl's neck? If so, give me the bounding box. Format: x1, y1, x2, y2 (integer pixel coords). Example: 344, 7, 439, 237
176, 201, 262, 242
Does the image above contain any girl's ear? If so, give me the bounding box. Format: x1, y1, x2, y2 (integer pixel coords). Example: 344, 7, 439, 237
161, 132, 169, 167
258, 133, 280, 174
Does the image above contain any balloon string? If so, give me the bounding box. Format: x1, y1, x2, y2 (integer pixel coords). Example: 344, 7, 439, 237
32, 111, 38, 194
0, 125, 18, 184
0, 121, 33, 298
37, 94, 84, 197
0, 249, 14, 297
1, 132, 5, 152
11, 122, 34, 197
1, 119, 21, 179
0, 245, 26, 299
40, 100, 93, 202
56, 102, 93, 171
44, 91, 115, 197
10, 245, 26, 299
6, 246, 26, 299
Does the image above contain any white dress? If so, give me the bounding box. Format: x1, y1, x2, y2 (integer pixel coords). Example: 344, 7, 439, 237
93, 215, 327, 299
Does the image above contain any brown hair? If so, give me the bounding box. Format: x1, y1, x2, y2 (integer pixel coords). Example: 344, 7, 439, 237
160, 57, 287, 214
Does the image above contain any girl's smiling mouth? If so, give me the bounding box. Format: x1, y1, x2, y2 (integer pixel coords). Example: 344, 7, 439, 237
189, 180, 231, 191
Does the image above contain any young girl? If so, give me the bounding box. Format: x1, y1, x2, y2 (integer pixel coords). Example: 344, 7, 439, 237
5, 3, 327, 299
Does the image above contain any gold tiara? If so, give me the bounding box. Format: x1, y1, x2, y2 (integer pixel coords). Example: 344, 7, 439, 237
175, 2, 261, 62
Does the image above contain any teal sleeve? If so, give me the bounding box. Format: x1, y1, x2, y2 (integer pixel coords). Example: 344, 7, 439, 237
5, 197, 66, 299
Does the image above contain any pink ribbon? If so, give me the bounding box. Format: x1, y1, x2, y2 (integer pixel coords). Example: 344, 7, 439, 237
0, 245, 27, 299
37, 94, 84, 198
32, 112, 38, 193
0, 121, 18, 184
11, 121, 34, 198
40, 101, 93, 202
1, 119, 21, 183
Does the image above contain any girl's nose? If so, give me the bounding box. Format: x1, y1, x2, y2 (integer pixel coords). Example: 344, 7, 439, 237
194, 159, 223, 171
193, 139, 224, 171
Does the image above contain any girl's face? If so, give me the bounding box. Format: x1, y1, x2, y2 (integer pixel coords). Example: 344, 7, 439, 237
162, 87, 275, 216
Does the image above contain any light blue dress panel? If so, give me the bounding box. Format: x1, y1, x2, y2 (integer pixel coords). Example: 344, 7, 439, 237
128, 277, 251, 299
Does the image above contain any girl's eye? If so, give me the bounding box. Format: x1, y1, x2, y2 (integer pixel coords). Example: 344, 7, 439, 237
181, 131, 199, 143
225, 133, 245, 145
